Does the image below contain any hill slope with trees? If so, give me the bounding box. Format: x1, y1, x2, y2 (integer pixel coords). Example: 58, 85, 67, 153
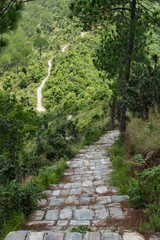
0, 0, 160, 237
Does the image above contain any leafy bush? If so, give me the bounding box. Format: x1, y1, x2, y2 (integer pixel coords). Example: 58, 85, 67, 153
110, 138, 160, 231
0, 181, 41, 219
34, 160, 67, 190
143, 204, 160, 232
128, 165, 160, 209
132, 154, 144, 166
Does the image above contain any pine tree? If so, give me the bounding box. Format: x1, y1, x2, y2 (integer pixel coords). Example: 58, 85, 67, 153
0, 0, 32, 51
70, 0, 160, 135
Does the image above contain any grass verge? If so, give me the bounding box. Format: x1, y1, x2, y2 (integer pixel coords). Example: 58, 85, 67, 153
109, 139, 130, 193
110, 123, 160, 233
34, 159, 67, 190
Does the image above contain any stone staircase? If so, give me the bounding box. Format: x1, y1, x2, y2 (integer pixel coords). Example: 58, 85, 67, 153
4, 131, 160, 240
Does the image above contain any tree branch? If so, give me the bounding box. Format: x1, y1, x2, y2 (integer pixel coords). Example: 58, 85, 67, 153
137, 2, 154, 14
0, 0, 31, 17
0, 0, 15, 17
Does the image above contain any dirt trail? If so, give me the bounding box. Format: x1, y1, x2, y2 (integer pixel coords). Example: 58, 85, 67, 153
36, 58, 52, 112
36, 44, 69, 112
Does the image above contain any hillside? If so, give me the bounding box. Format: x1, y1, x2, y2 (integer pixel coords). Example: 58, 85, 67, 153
0, 0, 160, 238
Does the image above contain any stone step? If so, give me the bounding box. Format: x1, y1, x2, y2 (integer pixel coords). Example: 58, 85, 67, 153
5, 230, 155, 240
4, 131, 159, 239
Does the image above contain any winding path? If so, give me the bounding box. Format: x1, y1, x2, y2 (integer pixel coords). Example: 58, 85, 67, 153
36, 58, 53, 112
36, 45, 69, 112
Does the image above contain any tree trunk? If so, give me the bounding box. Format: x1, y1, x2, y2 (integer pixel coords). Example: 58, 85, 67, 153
119, 0, 136, 135
109, 102, 116, 130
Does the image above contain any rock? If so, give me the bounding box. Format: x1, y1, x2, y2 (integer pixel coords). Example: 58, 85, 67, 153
123, 232, 145, 240
149, 235, 160, 240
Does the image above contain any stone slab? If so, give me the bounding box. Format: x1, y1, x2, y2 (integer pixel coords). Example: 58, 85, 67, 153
123, 232, 145, 240
45, 210, 59, 221
49, 198, 65, 206
109, 207, 125, 219
66, 195, 79, 204
4, 231, 28, 240
29, 210, 45, 221
61, 189, 70, 196
52, 190, 61, 196
56, 220, 69, 226
83, 232, 90, 240
45, 232, 64, 240
112, 195, 129, 203
96, 186, 108, 194
64, 232, 83, 240
26, 221, 55, 228
75, 209, 93, 220
70, 189, 82, 195
27, 232, 44, 240
97, 196, 112, 204
95, 209, 109, 220
70, 220, 91, 226
82, 181, 93, 187
102, 231, 121, 240
60, 209, 72, 219
88, 232, 101, 240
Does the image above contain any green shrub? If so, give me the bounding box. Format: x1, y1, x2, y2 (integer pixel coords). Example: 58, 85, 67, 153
144, 204, 160, 232
72, 226, 92, 234
128, 165, 160, 209
132, 154, 144, 166
110, 137, 160, 231
34, 160, 67, 190
0, 181, 41, 219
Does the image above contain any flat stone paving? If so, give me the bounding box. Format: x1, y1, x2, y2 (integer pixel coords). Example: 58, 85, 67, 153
4, 230, 152, 240
4, 131, 160, 240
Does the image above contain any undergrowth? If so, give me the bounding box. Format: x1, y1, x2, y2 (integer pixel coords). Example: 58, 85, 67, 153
127, 114, 160, 154
34, 159, 67, 190
110, 116, 160, 233
109, 139, 130, 193
0, 113, 108, 239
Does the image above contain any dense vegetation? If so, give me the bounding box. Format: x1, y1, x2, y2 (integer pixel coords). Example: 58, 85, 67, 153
0, 0, 160, 237
0, 0, 110, 238
110, 117, 160, 232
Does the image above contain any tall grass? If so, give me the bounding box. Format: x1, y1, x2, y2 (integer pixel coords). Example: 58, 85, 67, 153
127, 113, 160, 154
109, 139, 131, 193
34, 159, 67, 190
